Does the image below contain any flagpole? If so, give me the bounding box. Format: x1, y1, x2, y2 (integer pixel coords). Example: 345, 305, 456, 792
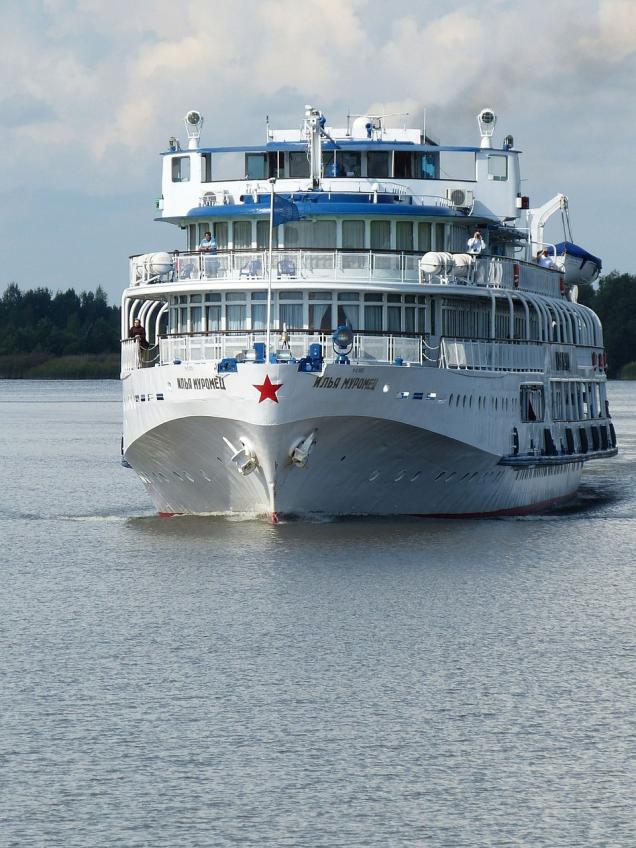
266, 177, 276, 361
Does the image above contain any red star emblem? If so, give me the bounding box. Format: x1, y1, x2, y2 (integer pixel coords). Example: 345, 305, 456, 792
253, 374, 283, 403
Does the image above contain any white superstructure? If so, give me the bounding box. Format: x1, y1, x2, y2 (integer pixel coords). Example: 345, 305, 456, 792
121, 105, 616, 519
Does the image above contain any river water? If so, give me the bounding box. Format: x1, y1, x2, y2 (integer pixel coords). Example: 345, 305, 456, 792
1, 380, 634, 847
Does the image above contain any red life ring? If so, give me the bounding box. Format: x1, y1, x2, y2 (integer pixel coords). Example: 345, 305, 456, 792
559, 278, 565, 294
592, 352, 597, 366
513, 263, 520, 288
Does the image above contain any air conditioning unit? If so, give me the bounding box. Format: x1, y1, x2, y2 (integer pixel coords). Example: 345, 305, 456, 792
446, 188, 474, 208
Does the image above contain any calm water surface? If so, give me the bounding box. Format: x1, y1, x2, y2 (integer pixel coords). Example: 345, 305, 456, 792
1, 380, 634, 847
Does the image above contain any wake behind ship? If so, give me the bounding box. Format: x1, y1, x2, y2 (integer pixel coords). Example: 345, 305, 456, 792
121, 104, 616, 518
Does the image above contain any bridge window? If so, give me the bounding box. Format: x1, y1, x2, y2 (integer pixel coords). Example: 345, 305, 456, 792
417, 152, 438, 179
367, 151, 390, 178
488, 155, 508, 181
341, 151, 361, 177
289, 151, 310, 178
394, 151, 413, 178
246, 153, 266, 179
171, 156, 190, 182
201, 153, 212, 182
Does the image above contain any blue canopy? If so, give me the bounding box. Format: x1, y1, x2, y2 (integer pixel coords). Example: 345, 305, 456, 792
550, 241, 602, 270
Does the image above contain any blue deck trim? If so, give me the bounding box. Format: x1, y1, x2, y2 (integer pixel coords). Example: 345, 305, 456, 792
161, 142, 492, 156
177, 202, 470, 221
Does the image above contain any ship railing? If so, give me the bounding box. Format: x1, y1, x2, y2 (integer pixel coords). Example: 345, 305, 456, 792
121, 338, 160, 372
196, 184, 456, 208
420, 255, 563, 298
439, 337, 547, 372
145, 331, 429, 369
130, 249, 425, 287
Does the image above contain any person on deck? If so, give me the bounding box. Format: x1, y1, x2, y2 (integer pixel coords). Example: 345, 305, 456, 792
467, 230, 485, 282
129, 319, 149, 349
537, 249, 556, 269
198, 231, 217, 253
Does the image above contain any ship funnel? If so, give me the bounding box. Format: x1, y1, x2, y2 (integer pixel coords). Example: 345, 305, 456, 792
184, 109, 204, 149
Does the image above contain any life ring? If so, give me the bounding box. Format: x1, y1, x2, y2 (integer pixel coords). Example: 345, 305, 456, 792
591, 351, 597, 366
559, 278, 565, 295
513, 263, 520, 288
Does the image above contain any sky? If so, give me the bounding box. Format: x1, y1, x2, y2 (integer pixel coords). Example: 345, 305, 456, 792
1, 0, 635, 303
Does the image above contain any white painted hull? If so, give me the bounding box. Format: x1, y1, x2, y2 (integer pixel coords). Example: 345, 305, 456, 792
123, 362, 584, 517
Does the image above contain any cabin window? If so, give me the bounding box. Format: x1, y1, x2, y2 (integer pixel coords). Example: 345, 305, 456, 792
342, 220, 365, 249
279, 291, 303, 328
418, 223, 432, 252
256, 220, 270, 249
340, 151, 361, 177
289, 151, 310, 178
250, 292, 267, 330
201, 153, 212, 182
396, 222, 413, 252
284, 220, 336, 248
367, 151, 390, 178
364, 293, 383, 332
233, 221, 252, 249
226, 296, 246, 330
434, 223, 446, 251
387, 293, 401, 333
337, 292, 359, 329
206, 306, 221, 331
191, 306, 203, 332
488, 155, 508, 181
370, 221, 391, 250
171, 156, 190, 182
215, 222, 229, 250
520, 384, 544, 422
308, 292, 332, 331
246, 153, 266, 180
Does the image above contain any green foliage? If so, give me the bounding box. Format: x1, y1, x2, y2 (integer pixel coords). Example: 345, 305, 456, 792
619, 361, 636, 380
581, 271, 636, 378
0, 283, 120, 357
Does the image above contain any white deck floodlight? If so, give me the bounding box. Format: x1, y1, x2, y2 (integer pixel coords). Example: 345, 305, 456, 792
184, 110, 204, 149
477, 108, 497, 148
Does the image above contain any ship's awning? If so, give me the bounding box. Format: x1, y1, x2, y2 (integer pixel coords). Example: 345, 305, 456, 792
550, 241, 602, 270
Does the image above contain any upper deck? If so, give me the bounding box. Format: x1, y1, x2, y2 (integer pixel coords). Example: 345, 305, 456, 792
157, 106, 524, 232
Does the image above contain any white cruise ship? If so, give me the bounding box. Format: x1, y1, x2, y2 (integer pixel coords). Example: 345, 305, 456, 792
121, 104, 617, 519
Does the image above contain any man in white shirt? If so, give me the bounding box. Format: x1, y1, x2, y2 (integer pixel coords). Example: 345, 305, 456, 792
467, 230, 485, 282
467, 231, 485, 255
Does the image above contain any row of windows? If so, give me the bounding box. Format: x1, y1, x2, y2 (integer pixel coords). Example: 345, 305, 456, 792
168, 291, 428, 334
171, 151, 510, 183
187, 220, 467, 253
551, 380, 606, 421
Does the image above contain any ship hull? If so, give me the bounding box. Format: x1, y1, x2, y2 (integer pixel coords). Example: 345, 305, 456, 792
125, 410, 582, 518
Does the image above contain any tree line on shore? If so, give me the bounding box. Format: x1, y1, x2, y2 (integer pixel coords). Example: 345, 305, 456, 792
0, 283, 121, 378
0, 273, 635, 378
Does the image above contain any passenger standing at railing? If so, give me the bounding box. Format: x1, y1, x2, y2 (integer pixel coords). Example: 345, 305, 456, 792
199, 231, 218, 278
467, 230, 486, 283
128, 318, 149, 366
199, 231, 217, 253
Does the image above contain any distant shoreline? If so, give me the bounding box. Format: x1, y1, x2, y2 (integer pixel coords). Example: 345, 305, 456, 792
0, 353, 120, 380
